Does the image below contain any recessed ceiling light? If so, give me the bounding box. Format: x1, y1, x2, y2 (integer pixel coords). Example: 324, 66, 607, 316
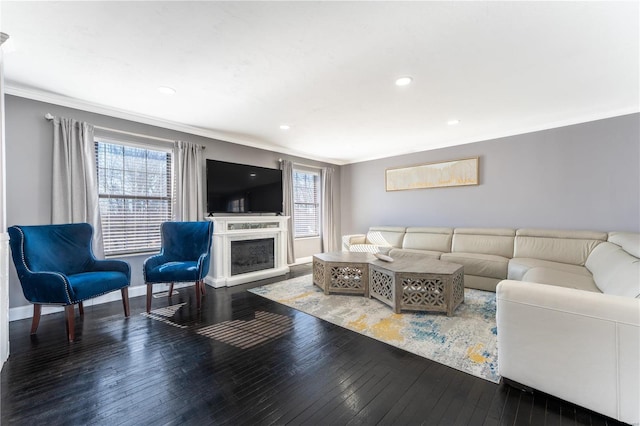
395, 76, 413, 86
447, 119, 461, 126
279, 124, 291, 130
157, 86, 176, 95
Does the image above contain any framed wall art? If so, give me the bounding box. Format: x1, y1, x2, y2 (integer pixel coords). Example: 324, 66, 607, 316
385, 157, 479, 191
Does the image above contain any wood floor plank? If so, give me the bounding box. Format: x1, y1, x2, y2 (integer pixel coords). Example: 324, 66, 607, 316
400, 364, 458, 423
500, 384, 522, 425
343, 353, 431, 425
514, 390, 534, 425
305, 369, 389, 425
375, 359, 439, 425
268, 357, 377, 424
452, 376, 494, 425
545, 393, 564, 426
529, 392, 548, 426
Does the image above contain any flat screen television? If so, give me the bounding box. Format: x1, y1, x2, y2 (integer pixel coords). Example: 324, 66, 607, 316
206, 159, 283, 214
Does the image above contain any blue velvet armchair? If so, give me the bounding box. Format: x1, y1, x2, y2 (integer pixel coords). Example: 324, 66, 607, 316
143, 221, 214, 313
8, 223, 131, 342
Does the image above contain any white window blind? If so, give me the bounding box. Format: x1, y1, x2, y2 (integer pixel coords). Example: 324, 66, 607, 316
293, 169, 320, 238
95, 140, 173, 255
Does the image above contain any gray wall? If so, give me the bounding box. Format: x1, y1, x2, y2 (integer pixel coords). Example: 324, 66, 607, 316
293, 237, 321, 261
5, 95, 336, 308
341, 113, 640, 235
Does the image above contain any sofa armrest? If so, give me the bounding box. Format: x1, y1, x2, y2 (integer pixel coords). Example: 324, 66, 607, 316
496, 280, 640, 424
342, 234, 366, 251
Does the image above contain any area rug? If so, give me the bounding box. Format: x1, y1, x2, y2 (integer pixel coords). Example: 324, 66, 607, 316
249, 275, 500, 383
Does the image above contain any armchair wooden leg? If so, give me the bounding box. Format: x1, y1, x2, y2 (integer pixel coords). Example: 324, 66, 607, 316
195, 281, 202, 310
146, 284, 153, 313
65, 305, 75, 342
30, 304, 42, 335
200, 280, 206, 296
168, 283, 174, 297
78, 302, 84, 316
121, 287, 130, 317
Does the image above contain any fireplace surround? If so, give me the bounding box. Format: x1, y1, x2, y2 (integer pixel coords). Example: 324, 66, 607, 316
204, 216, 290, 287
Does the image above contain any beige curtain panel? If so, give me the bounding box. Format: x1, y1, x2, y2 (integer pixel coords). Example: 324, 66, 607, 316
174, 140, 205, 222
51, 116, 104, 257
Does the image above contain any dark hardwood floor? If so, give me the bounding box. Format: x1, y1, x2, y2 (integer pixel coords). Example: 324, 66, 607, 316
1, 265, 626, 425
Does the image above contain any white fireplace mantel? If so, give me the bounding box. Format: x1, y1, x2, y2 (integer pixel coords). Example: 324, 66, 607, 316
204, 216, 290, 288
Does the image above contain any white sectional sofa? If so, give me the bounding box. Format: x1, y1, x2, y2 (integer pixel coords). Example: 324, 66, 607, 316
342, 226, 640, 424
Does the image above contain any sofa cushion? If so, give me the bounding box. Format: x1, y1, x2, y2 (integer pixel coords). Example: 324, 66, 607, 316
441, 252, 509, 279
522, 267, 600, 293
608, 232, 640, 258
508, 258, 591, 280
365, 226, 406, 248
451, 228, 515, 258
586, 241, 640, 298
391, 248, 442, 260
402, 227, 453, 253
514, 228, 607, 266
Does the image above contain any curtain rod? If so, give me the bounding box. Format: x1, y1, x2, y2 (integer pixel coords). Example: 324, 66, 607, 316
278, 158, 330, 170
44, 113, 205, 149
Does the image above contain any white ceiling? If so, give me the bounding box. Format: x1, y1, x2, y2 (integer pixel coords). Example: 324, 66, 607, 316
1, 1, 638, 165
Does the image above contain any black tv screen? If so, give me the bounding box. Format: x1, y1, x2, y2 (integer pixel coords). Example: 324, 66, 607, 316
206, 159, 283, 214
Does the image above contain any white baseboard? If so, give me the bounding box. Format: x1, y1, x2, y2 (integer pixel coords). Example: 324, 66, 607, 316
292, 256, 312, 265
8, 282, 192, 322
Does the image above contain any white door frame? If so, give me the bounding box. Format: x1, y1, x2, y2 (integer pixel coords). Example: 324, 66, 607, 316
1, 32, 11, 370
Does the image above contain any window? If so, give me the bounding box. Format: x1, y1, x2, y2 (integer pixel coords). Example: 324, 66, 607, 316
95, 140, 173, 255
293, 169, 320, 238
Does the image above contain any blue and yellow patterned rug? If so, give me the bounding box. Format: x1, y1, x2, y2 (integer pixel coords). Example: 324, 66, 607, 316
249, 275, 499, 383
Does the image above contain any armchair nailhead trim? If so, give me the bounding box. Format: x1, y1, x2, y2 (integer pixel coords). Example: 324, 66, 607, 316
69, 284, 129, 305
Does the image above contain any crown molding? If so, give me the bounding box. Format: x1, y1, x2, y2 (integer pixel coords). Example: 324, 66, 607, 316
4, 84, 346, 165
